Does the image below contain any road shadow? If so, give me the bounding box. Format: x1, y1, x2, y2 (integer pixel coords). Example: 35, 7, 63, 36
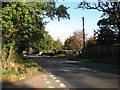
27, 54, 119, 76
62, 61, 119, 75
29, 55, 119, 75
26, 55, 120, 88
2, 81, 35, 89
2, 82, 62, 90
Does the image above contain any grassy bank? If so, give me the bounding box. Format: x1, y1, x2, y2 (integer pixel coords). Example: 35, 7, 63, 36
70, 55, 119, 65
2, 56, 42, 83
37, 54, 65, 57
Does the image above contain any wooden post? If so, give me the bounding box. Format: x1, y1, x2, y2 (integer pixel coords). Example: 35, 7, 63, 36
82, 17, 85, 54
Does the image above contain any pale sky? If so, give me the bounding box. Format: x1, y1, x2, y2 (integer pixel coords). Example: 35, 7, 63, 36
44, 2, 103, 43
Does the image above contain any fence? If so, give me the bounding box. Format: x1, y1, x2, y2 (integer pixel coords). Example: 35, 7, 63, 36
85, 45, 120, 58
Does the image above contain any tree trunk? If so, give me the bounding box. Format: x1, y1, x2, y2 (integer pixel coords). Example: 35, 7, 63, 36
8, 45, 14, 61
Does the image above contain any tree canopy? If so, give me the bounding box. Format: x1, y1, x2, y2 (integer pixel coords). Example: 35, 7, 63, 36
63, 30, 87, 51
78, 1, 120, 44
54, 39, 63, 51
2, 2, 70, 61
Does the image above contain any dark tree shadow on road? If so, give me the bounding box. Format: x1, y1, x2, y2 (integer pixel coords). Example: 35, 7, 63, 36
26, 54, 119, 88
2, 81, 34, 89
28, 55, 119, 75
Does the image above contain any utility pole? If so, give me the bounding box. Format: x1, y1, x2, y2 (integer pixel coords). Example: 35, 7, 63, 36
82, 17, 85, 54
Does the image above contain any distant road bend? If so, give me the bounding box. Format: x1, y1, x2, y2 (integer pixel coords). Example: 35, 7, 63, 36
28, 54, 119, 88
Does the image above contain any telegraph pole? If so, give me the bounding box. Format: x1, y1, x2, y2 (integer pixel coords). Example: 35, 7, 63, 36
82, 17, 85, 54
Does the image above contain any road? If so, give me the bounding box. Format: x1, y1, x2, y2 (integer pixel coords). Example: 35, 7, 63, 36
28, 54, 119, 88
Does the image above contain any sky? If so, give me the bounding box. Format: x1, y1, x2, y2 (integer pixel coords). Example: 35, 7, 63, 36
44, 2, 103, 43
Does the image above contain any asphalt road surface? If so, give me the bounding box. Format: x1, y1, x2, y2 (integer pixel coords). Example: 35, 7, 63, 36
28, 54, 119, 88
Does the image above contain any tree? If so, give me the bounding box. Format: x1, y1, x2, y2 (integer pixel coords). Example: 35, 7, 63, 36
94, 27, 118, 45
2, 2, 70, 61
78, 1, 120, 43
63, 30, 87, 51
54, 39, 63, 51
97, 12, 120, 43
86, 35, 97, 48
63, 36, 73, 50
34, 32, 56, 53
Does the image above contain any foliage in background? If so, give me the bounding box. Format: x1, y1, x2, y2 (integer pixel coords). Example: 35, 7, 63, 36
85, 35, 97, 48
28, 33, 63, 53
53, 39, 63, 51
29, 32, 54, 53
63, 30, 87, 51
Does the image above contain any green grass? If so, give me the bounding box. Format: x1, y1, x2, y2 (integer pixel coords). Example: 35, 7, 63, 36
41, 54, 65, 57
72, 58, 92, 62
41, 55, 51, 57
2, 70, 19, 77
71, 56, 119, 65
19, 59, 43, 71
52, 54, 65, 57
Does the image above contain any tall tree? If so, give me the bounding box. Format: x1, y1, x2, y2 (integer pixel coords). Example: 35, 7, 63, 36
63, 30, 87, 51
94, 27, 118, 45
2, 2, 70, 61
35, 32, 55, 53
78, 1, 120, 43
86, 35, 97, 48
54, 39, 63, 51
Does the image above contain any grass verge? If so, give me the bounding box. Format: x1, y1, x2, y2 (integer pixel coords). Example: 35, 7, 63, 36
2, 58, 43, 83
69, 55, 119, 65
39, 54, 65, 57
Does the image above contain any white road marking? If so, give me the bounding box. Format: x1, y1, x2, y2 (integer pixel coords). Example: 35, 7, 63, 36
56, 79, 61, 83
46, 81, 50, 84
60, 83, 66, 88
53, 77, 56, 80
48, 86, 54, 88
50, 75, 54, 77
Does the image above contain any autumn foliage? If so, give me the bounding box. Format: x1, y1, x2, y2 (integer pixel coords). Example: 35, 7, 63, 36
63, 30, 87, 51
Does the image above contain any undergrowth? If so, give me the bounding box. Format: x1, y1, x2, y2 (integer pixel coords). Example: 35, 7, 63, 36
2, 58, 42, 83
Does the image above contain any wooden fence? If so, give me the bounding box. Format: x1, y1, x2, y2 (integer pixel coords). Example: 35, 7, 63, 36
85, 45, 120, 58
